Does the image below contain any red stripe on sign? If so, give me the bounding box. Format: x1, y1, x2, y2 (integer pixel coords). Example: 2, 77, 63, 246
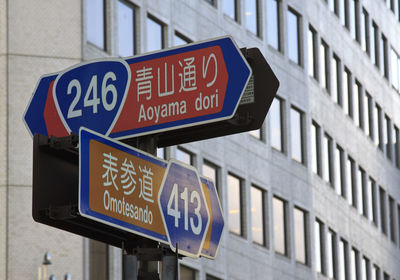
44, 81, 69, 137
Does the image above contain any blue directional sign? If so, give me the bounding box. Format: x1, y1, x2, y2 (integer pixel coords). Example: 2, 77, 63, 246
24, 36, 252, 140
158, 160, 210, 258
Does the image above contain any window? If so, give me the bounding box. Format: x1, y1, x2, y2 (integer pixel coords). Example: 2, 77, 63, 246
287, 8, 301, 65
380, 186, 387, 235
332, 54, 341, 104
394, 125, 400, 168
176, 147, 194, 165
308, 25, 318, 79
249, 128, 262, 139
389, 196, 396, 243
118, 1, 135, 57
273, 196, 288, 256
329, 0, 338, 15
321, 41, 330, 91
380, 34, 389, 78
350, 0, 358, 40
157, 147, 166, 159
346, 156, 355, 207
327, 229, 336, 279
251, 186, 266, 246
364, 92, 372, 138
311, 121, 321, 176
384, 115, 392, 160
270, 97, 284, 152
350, 248, 359, 280
290, 107, 304, 163
338, 239, 347, 280
223, 0, 238, 21
86, 0, 106, 50
343, 68, 351, 116
357, 167, 366, 216
245, 0, 259, 35
374, 104, 383, 150
267, 0, 280, 50
323, 133, 333, 185
361, 9, 369, 54
228, 174, 243, 236
368, 176, 378, 225
372, 265, 380, 280
294, 207, 308, 264
361, 256, 370, 280
383, 272, 390, 280
353, 80, 361, 128
174, 32, 191, 47
180, 265, 197, 280
371, 21, 379, 67
314, 219, 324, 274
146, 16, 164, 52
89, 240, 108, 280
391, 48, 400, 91
203, 161, 220, 195
206, 274, 222, 280
335, 145, 345, 196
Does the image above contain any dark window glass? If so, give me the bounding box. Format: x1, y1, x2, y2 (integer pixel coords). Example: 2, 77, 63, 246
267, 0, 280, 50
146, 16, 163, 52
86, 0, 106, 50
311, 121, 321, 176
228, 174, 243, 236
89, 240, 108, 280
287, 8, 301, 65
380, 186, 387, 235
118, 1, 135, 57
180, 265, 197, 280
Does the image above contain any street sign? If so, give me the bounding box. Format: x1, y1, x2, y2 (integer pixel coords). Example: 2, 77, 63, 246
24, 36, 252, 140
78, 127, 223, 258
158, 160, 210, 258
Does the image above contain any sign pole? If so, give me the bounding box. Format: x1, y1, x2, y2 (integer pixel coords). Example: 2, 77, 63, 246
122, 135, 178, 280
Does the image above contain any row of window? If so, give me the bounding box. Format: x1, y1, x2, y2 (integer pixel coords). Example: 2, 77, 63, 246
382, 0, 400, 25
314, 218, 394, 280
312, 119, 400, 245
86, 0, 191, 57
308, 24, 400, 169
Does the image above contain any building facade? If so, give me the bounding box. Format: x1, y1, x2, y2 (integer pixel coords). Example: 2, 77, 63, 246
1, 0, 400, 279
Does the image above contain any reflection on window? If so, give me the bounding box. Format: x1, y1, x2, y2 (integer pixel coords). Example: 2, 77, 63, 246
223, 0, 237, 21
364, 92, 372, 138
323, 133, 333, 185
335, 145, 344, 196
358, 167, 366, 216
353, 80, 361, 127
251, 186, 265, 246
384, 115, 392, 160
174, 33, 191, 47
320, 41, 329, 91
391, 48, 400, 91
314, 219, 324, 273
371, 21, 379, 67
338, 239, 346, 280
146, 16, 163, 52
287, 8, 301, 65
267, 0, 280, 50
380, 34, 389, 78
332, 54, 340, 104
176, 147, 193, 165
270, 97, 284, 152
361, 256, 369, 280
380, 186, 387, 235
245, 0, 259, 35
350, 0, 357, 40
203, 161, 220, 197
308, 25, 317, 79
327, 229, 336, 279
273, 196, 287, 256
367, 177, 377, 224
374, 104, 382, 149
86, 0, 105, 50
372, 264, 380, 280
89, 239, 108, 280
290, 107, 304, 163
118, 1, 135, 57
228, 174, 243, 236
394, 125, 400, 168
343, 68, 351, 116
294, 207, 307, 264
347, 156, 355, 207
361, 9, 369, 54
180, 265, 197, 280
249, 128, 262, 139
157, 147, 166, 159
311, 121, 321, 175
350, 247, 359, 280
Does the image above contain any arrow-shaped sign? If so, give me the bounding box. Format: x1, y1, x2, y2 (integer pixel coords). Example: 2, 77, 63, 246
79, 127, 224, 259
24, 36, 251, 141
